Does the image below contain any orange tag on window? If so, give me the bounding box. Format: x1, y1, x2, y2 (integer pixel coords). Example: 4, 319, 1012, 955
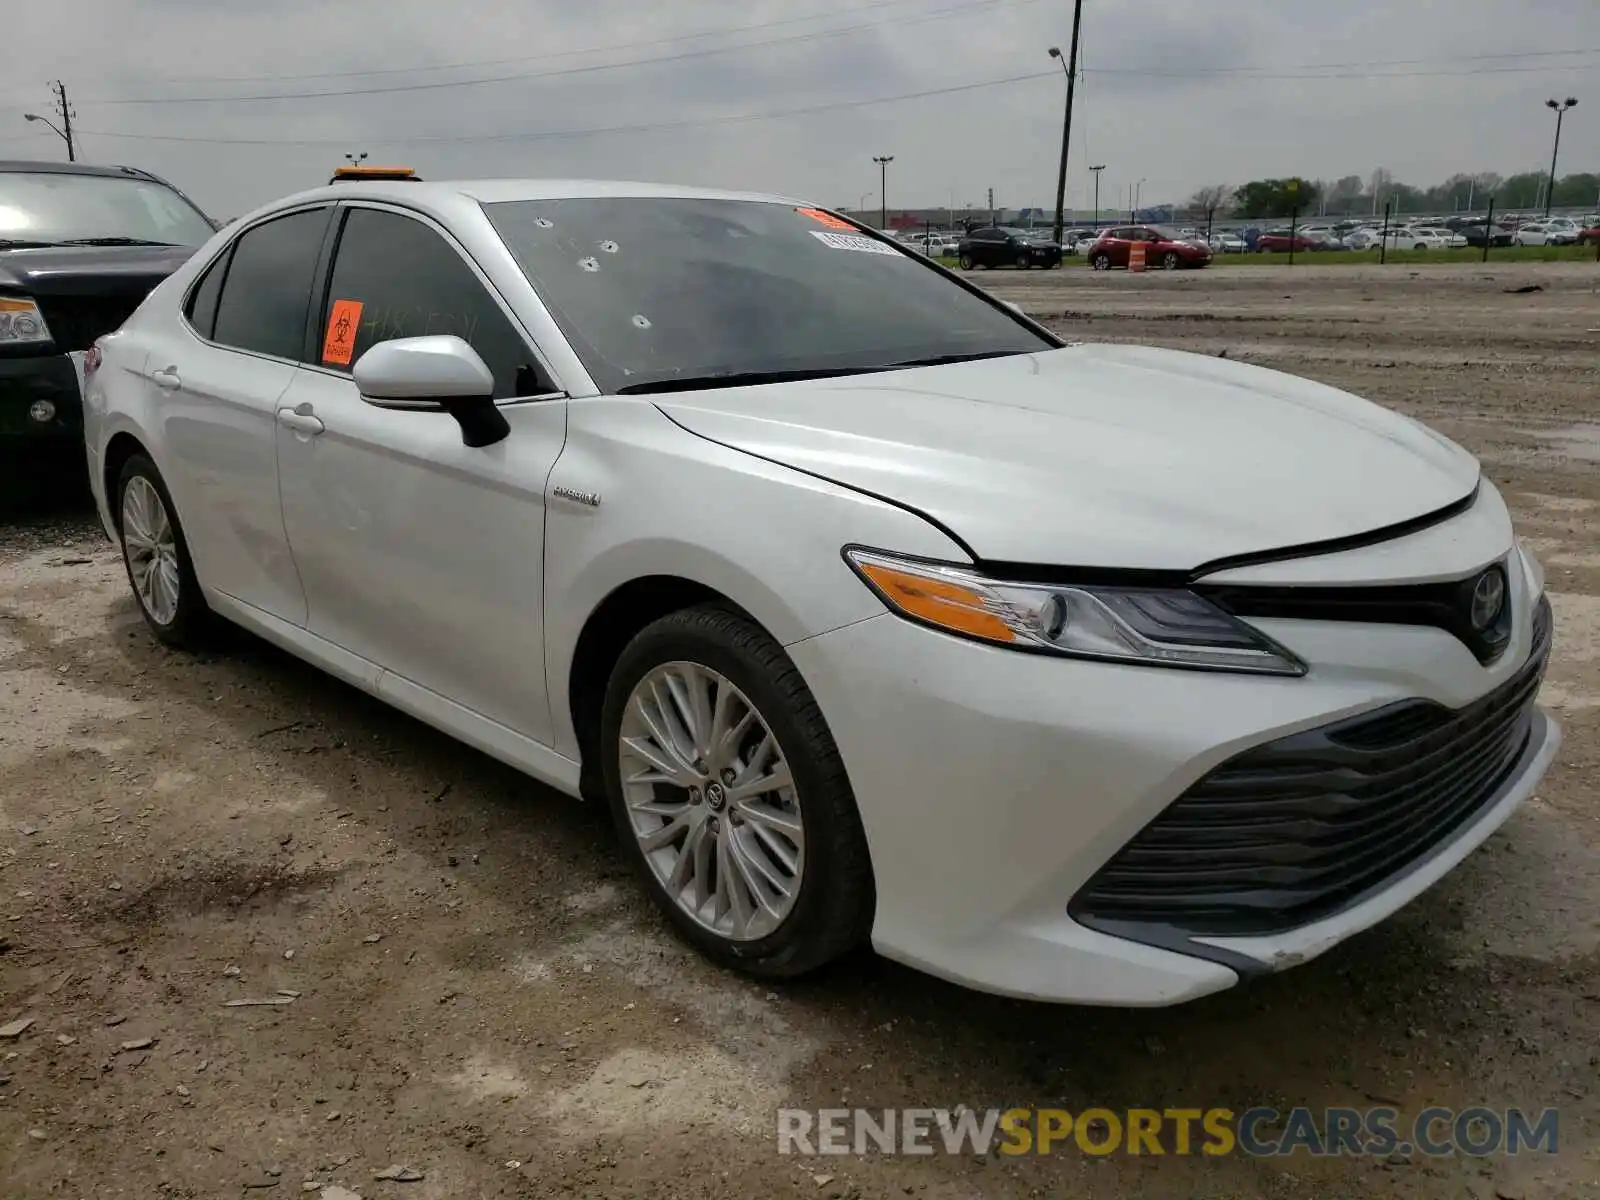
796, 207, 856, 231
321, 299, 364, 366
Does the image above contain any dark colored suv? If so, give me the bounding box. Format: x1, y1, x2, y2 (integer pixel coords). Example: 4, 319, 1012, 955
1, 161, 215, 476
956, 227, 1063, 270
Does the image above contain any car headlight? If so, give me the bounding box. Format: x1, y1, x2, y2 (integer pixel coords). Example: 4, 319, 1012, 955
0, 296, 52, 346
844, 547, 1306, 676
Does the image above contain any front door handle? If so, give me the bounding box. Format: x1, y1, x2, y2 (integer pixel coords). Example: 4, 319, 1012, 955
151, 365, 181, 391
276, 403, 325, 436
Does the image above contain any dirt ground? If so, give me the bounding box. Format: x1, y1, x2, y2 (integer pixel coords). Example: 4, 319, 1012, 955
2, 262, 1598, 1199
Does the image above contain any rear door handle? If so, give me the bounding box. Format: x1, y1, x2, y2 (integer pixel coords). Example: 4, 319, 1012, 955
151, 365, 181, 391
276, 403, 325, 436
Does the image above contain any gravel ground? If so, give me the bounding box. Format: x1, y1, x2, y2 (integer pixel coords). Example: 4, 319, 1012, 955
1, 261, 1598, 1199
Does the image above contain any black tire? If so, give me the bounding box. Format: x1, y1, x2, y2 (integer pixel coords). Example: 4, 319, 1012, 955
1016, 250, 1031, 269
1162, 252, 1181, 270
115, 453, 215, 649
957, 253, 974, 271
1090, 253, 1112, 271
600, 604, 874, 979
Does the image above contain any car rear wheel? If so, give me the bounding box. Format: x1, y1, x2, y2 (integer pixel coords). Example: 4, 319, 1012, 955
958, 253, 974, 270
116, 454, 214, 649
601, 605, 874, 978
1090, 253, 1111, 271
1161, 252, 1181, 270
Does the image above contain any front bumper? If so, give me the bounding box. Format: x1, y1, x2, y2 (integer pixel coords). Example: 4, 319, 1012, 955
787, 539, 1558, 1006
0, 352, 83, 445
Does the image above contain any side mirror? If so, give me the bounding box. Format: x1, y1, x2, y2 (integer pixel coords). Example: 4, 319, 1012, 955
352, 335, 510, 448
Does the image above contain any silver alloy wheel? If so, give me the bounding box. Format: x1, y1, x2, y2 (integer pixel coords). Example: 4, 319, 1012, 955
618, 661, 804, 941
121, 476, 181, 627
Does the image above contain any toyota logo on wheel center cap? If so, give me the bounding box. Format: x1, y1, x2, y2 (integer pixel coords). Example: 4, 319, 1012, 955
1469, 567, 1507, 632
704, 782, 727, 811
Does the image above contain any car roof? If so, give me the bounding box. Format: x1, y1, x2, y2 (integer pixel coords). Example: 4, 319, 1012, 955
226, 177, 819, 239
270, 177, 806, 214
0, 159, 163, 180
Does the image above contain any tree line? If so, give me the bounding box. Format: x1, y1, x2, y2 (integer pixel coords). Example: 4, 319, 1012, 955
1184, 171, 1600, 220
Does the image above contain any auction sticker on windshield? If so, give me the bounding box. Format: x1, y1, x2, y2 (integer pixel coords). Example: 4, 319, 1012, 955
810, 231, 900, 256
796, 207, 857, 231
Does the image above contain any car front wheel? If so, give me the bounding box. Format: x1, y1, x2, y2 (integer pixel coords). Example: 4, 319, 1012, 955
1162, 252, 1181, 270
958, 253, 974, 270
601, 605, 874, 978
116, 454, 213, 648
1090, 253, 1111, 271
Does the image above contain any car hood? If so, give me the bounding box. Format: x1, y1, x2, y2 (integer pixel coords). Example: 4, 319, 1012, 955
0, 244, 196, 296
655, 344, 1480, 571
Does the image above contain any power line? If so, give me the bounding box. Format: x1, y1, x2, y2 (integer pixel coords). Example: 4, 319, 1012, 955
86, 0, 1043, 106
1083, 46, 1600, 77
71, 0, 958, 90
75, 68, 1061, 147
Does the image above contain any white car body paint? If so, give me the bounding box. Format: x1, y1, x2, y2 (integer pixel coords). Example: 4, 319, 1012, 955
83, 177, 1559, 1006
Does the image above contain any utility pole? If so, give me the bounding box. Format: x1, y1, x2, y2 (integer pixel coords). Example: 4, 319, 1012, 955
987, 187, 995, 224
872, 156, 894, 231
1543, 98, 1578, 217
25, 81, 76, 161
1089, 164, 1105, 230
52, 81, 75, 162
1047, 5, 1083, 247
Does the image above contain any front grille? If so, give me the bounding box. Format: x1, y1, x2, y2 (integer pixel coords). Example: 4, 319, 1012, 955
1197, 560, 1515, 666
1071, 595, 1553, 938
35, 294, 145, 353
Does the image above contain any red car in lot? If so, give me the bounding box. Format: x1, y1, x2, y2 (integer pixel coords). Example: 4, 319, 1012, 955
1578, 223, 1600, 246
1255, 229, 1319, 253
1086, 226, 1212, 270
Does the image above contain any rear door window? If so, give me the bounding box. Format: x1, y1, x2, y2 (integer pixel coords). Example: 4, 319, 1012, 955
211, 208, 332, 360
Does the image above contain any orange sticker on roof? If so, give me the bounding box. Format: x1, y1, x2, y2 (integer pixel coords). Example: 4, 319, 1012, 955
796, 207, 856, 231
321, 299, 364, 366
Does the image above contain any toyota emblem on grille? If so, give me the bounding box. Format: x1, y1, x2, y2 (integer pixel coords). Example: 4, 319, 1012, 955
1469, 567, 1507, 632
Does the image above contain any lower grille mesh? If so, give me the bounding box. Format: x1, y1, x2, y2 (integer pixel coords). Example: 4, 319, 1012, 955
1071, 595, 1553, 937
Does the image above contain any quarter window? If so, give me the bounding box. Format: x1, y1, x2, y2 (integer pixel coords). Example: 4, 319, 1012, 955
319, 207, 548, 399
184, 249, 229, 340
211, 208, 331, 360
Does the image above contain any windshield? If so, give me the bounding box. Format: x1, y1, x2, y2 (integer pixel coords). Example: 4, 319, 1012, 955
485, 197, 1054, 394
0, 171, 215, 247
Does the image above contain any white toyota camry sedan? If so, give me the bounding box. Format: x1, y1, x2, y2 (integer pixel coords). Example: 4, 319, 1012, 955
81, 175, 1559, 1006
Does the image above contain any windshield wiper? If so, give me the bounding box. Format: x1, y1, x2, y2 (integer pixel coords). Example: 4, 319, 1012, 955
58, 237, 180, 247
617, 366, 887, 395
883, 350, 1028, 369
0, 238, 64, 249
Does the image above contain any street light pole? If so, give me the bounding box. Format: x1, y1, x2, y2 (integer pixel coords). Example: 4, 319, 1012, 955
345, 151, 368, 166
1047, 1, 1083, 247
1089, 164, 1105, 230
1132, 178, 1146, 221
1543, 97, 1578, 217
872, 156, 894, 230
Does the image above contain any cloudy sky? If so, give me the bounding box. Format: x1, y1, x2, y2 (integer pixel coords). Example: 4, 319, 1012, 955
3, 0, 1597, 220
